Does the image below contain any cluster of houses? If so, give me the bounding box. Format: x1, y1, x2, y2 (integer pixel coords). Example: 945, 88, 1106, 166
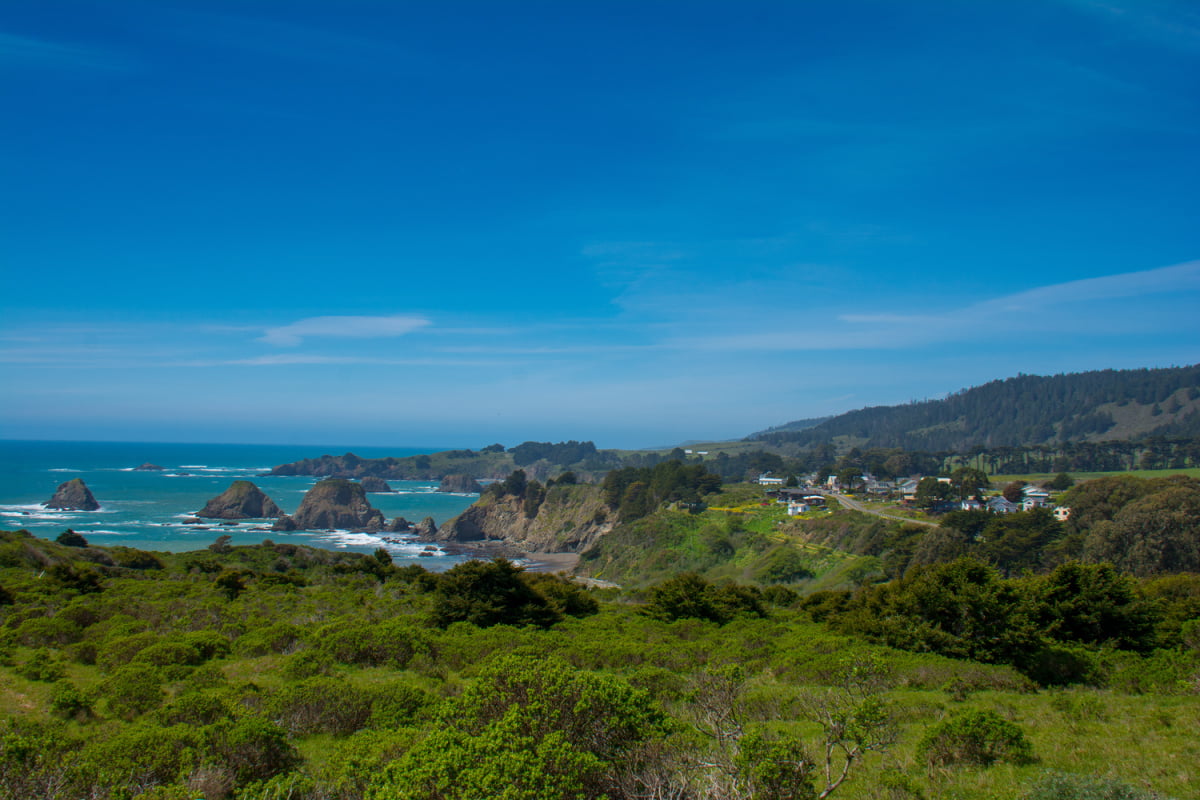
757, 472, 1071, 520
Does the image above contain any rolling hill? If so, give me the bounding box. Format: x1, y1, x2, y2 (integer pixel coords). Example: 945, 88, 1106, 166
751, 365, 1200, 452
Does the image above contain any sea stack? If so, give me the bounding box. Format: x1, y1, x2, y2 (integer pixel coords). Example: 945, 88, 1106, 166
414, 516, 438, 539
285, 478, 384, 531
359, 476, 394, 493
438, 474, 483, 493
197, 480, 283, 520
44, 478, 100, 511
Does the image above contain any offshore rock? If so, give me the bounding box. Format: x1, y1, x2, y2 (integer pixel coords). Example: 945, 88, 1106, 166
385, 517, 412, 533
133, 462, 164, 471
359, 476, 394, 493
413, 516, 438, 539
288, 479, 384, 531
438, 474, 483, 494
44, 478, 100, 511
272, 515, 298, 532
197, 480, 283, 520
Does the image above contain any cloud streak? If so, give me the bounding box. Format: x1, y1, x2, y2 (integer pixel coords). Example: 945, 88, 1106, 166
671, 260, 1200, 353
0, 32, 130, 70
259, 314, 431, 346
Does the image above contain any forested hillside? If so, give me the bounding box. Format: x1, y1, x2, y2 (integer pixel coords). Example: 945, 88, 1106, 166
753, 365, 1200, 452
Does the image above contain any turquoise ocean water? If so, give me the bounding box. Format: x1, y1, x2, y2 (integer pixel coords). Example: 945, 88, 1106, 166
0, 440, 478, 570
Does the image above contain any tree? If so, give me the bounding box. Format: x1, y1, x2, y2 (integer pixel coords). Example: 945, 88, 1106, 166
1002, 481, 1025, 503
1082, 486, 1200, 575
55, 529, 88, 548
1032, 562, 1154, 650
430, 558, 559, 629
949, 467, 989, 501
1047, 472, 1074, 491
914, 477, 954, 510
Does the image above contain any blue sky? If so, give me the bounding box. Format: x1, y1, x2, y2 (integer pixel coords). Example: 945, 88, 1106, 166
2, 1, 1199, 448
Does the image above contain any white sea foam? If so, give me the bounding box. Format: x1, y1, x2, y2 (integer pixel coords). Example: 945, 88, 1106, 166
48, 468, 82, 473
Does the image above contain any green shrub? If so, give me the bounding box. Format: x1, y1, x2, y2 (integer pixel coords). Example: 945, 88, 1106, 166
207, 715, 300, 785
16, 648, 66, 682
267, 677, 373, 736
15, 615, 83, 647
235, 622, 303, 657
279, 648, 337, 680
101, 663, 165, 719
97, 631, 160, 672
316, 620, 424, 667
368, 681, 434, 729
50, 681, 93, 720
1021, 770, 1165, 799
917, 710, 1034, 768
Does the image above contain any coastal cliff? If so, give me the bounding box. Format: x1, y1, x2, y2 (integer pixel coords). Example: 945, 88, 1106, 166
433, 482, 613, 553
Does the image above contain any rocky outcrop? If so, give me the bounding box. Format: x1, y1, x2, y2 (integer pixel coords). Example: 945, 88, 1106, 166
133, 462, 164, 471
385, 517, 412, 533
272, 515, 298, 532
44, 478, 100, 511
413, 517, 438, 539
438, 474, 483, 494
434, 484, 612, 552
286, 479, 384, 531
359, 476, 394, 493
197, 481, 283, 520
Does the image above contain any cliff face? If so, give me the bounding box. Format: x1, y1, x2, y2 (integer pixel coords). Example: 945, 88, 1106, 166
276, 479, 384, 531
434, 484, 613, 553
197, 481, 283, 519
44, 479, 100, 511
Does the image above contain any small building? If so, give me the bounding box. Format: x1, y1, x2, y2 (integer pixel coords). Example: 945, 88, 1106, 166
961, 498, 983, 512
1053, 506, 1071, 522
987, 496, 1019, 514
786, 501, 809, 516
758, 473, 784, 486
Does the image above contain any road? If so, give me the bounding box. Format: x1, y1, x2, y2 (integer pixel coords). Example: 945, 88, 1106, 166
820, 491, 939, 527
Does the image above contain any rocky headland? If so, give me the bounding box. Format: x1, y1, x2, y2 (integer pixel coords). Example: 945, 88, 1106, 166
273, 478, 385, 532
433, 483, 611, 553
197, 481, 283, 520
44, 478, 100, 511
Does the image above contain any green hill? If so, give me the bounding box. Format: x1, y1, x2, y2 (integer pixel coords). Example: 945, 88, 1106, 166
752, 365, 1200, 452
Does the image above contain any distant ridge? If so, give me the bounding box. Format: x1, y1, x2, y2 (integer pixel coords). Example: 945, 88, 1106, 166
750, 365, 1200, 452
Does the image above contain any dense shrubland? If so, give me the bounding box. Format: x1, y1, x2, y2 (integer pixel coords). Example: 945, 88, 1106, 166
1, 468, 1198, 800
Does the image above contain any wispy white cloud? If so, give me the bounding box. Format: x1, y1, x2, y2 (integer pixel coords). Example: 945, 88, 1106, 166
1059, 0, 1200, 51
0, 31, 130, 71
215, 354, 501, 368
670, 260, 1200, 353
259, 314, 431, 346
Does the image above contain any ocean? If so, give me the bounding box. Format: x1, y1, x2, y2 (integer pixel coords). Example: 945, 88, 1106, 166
0, 440, 479, 570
